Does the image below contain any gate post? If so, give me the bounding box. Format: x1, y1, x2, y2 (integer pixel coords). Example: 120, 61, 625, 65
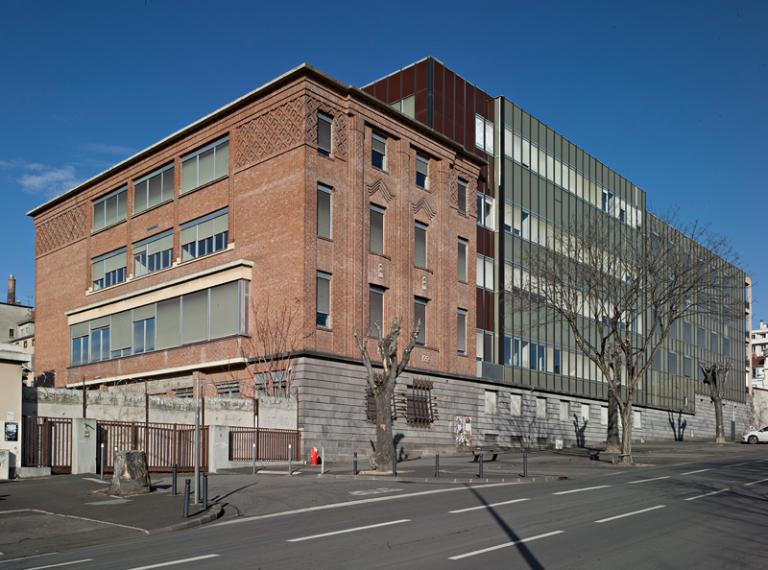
71, 418, 97, 474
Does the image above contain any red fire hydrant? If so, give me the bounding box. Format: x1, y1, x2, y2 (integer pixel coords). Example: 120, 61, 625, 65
310, 447, 319, 465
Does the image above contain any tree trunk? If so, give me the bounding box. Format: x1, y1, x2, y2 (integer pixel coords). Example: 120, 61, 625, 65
713, 397, 726, 444
372, 385, 395, 470
605, 387, 621, 453
619, 405, 633, 465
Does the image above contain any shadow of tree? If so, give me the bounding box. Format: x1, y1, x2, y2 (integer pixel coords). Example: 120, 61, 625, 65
572, 414, 587, 448
668, 410, 687, 441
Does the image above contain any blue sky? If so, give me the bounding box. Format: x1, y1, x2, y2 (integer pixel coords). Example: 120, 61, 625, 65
1, 0, 765, 320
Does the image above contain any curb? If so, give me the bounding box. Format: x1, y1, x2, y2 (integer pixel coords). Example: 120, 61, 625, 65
152, 504, 223, 533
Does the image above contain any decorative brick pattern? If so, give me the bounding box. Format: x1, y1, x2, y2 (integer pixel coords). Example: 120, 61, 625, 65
448, 168, 458, 208
304, 97, 348, 159
367, 178, 395, 203
36, 204, 89, 256
412, 197, 437, 220
234, 96, 306, 169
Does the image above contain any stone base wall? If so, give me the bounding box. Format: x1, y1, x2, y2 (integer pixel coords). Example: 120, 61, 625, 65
294, 356, 753, 461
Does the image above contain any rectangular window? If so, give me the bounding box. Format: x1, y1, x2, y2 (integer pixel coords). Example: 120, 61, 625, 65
683, 355, 693, 378
92, 248, 127, 291
372, 132, 387, 170
89, 324, 110, 363
536, 397, 547, 419
581, 404, 590, 422
180, 209, 228, 262
559, 400, 569, 422
316, 271, 331, 328
414, 222, 427, 268
484, 390, 498, 415
601, 190, 614, 214
600, 406, 608, 426
92, 187, 127, 231
530, 343, 538, 371
474, 114, 494, 155
455, 238, 468, 282
476, 193, 495, 231
476, 255, 494, 290
133, 231, 173, 277
510, 394, 522, 416
414, 297, 427, 345
317, 184, 332, 239
181, 289, 208, 344
134, 163, 174, 214
406, 380, 435, 425
415, 153, 429, 188
554, 348, 562, 374
370, 205, 384, 254
457, 309, 467, 354
71, 330, 89, 366
180, 136, 228, 193
683, 321, 692, 344
132, 316, 155, 354
633, 410, 642, 429
317, 112, 332, 155
368, 285, 384, 336
668, 351, 678, 375
457, 179, 467, 214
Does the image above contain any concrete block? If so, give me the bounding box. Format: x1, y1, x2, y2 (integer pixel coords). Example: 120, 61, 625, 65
18, 466, 51, 478
71, 418, 98, 474
0, 449, 9, 479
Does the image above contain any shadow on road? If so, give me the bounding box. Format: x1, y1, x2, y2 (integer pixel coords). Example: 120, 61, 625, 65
466, 485, 545, 570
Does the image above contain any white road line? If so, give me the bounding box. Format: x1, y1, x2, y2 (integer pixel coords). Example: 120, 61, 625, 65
729, 462, 752, 467
680, 468, 711, 475
744, 477, 768, 487
23, 560, 93, 570
287, 519, 410, 542
553, 485, 610, 495
81, 477, 108, 484
214, 481, 524, 527
125, 554, 220, 570
449, 498, 530, 514
628, 476, 671, 485
684, 488, 728, 501
448, 530, 564, 561
595, 505, 666, 524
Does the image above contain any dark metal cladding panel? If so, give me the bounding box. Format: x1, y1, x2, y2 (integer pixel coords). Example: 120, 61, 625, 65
386, 74, 401, 103
402, 64, 416, 97
476, 287, 487, 329
415, 61, 428, 93
476, 226, 495, 258
433, 63, 444, 133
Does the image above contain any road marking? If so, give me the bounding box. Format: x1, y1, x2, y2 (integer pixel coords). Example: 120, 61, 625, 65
214, 481, 524, 527
0, 508, 148, 535
628, 476, 671, 485
684, 488, 729, 501
595, 505, 666, 523
553, 485, 610, 495
84, 499, 130, 506
448, 530, 564, 560
449, 498, 530, 514
22, 560, 93, 570
728, 462, 752, 467
680, 469, 711, 475
82, 477, 109, 484
125, 554, 220, 570
744, 477, 768, 487
287, 519, 410, 542
349, 487, 403, 496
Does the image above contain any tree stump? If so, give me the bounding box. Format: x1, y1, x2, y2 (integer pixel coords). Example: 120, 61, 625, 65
108, 450, 151, 495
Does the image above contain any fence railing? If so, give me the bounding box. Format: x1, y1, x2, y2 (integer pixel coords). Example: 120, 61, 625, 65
229, 428, 301, 462
97, 421, 208, 473
22, 416, 72, 474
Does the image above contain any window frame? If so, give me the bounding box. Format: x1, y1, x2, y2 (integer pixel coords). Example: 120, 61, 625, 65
457, 178, 467, 214
91, 247, 127, 291
133, 163, 174, 214
414, 221, 427, 269
92, 186, 127, 231
316, 271, 331, 329
317, 112, 332, 156
133, 230, 173, 277
317, 184, 333, 240
415, 152, 429, 189
180, 136, 229, 194
371, 131, 387, 171
457, 238, 468, 282
180, 208, 229, 262
368, 285, 385, 337
457, 308, 467, 355
369, 205, 385, 255
414, 297, 427, 345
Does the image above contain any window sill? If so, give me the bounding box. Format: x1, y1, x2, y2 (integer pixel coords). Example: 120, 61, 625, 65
369, 252, 390, 261
91, 218, 127, 236
316, 326, 332, 332
414, 266, 433, 275
131, 198, 174, 220
179, 174, 229, 199
317, 235, 333, 243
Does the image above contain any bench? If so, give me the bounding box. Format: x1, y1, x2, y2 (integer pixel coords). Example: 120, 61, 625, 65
472, 447, 500, 462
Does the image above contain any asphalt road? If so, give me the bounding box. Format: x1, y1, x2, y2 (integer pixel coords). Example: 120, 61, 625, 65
2, 451, 767, 570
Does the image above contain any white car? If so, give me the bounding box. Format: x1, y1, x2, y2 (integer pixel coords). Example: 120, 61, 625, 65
742, 426, 768, 444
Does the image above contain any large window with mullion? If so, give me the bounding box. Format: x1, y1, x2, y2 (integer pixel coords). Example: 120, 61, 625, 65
92, 187, 127, 231
134, 164, 174, 214
92, 248, 127, 291
89, 317, 110, 362
132, 304, 156, 354
181, 136, 229, 194
70, 322, 89, 366
181, 209, 228, 262
134, 230, 173, 277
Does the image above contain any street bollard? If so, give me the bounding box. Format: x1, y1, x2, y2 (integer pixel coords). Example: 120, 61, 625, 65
183, 479, 191, 518
353, 452, 358, 476
479, 453, 484, 479
434, 453, 440, 478
392, 455, 397, 479
252, 442, 256, 475
523, 449, 528, 478
321, 447, 325, 475
288, 444, 292, 476
99, 443, 105, 480
202, 473, 208, 510
172, 464, 178, 496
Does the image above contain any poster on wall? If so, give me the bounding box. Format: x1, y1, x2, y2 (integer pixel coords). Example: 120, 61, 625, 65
454, 415, 472, 449
4, 422, 18, 442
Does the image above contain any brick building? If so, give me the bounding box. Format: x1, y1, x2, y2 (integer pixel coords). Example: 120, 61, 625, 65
29, 60, 752, 456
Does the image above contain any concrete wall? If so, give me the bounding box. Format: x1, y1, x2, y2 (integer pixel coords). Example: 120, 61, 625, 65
752, 388, 768, 427
22, 387, 296, 429
295, 356, 754, 461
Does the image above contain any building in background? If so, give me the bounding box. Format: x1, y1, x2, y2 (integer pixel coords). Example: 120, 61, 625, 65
751, 320, 768, 389
0, 275, 33, 379
27, 61, 752, 455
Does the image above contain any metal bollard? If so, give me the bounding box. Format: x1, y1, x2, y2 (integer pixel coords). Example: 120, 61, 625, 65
172, 464, 178, 496
99, 443, 105, 480
523, 449, 528, 478
479, 453, 484, 479
353, 451, 358, 476
183, 479, 191, 518
321, 447, 325, 475
251, 442, 256, 475
202, 473, 208, 510
435, 453, 440, 478
288, 444, 292, 476
392, 454, 397, 479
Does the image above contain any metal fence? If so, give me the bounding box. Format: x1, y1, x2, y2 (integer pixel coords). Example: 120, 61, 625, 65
22, 417, 72, 474
97, 421, 208, 473
229, 428, 301, 462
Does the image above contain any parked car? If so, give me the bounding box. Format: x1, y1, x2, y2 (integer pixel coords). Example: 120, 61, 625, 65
742, 426, 768, 444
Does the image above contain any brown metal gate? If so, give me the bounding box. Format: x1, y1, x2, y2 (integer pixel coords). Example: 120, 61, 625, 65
22, 417, 72, 474
228, 428, 302, 461
96, 421, 208, 473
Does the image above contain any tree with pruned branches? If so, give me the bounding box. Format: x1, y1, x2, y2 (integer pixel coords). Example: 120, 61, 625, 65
701, 361, 731, 444
354, 317, 420, 471
522, 212, 742, 463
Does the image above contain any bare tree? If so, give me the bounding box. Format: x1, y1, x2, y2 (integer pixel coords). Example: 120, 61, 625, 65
236, 295, 304, 399
701, 361, 731, 443
353, 317, 420, 471
523, 212, 742, 464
